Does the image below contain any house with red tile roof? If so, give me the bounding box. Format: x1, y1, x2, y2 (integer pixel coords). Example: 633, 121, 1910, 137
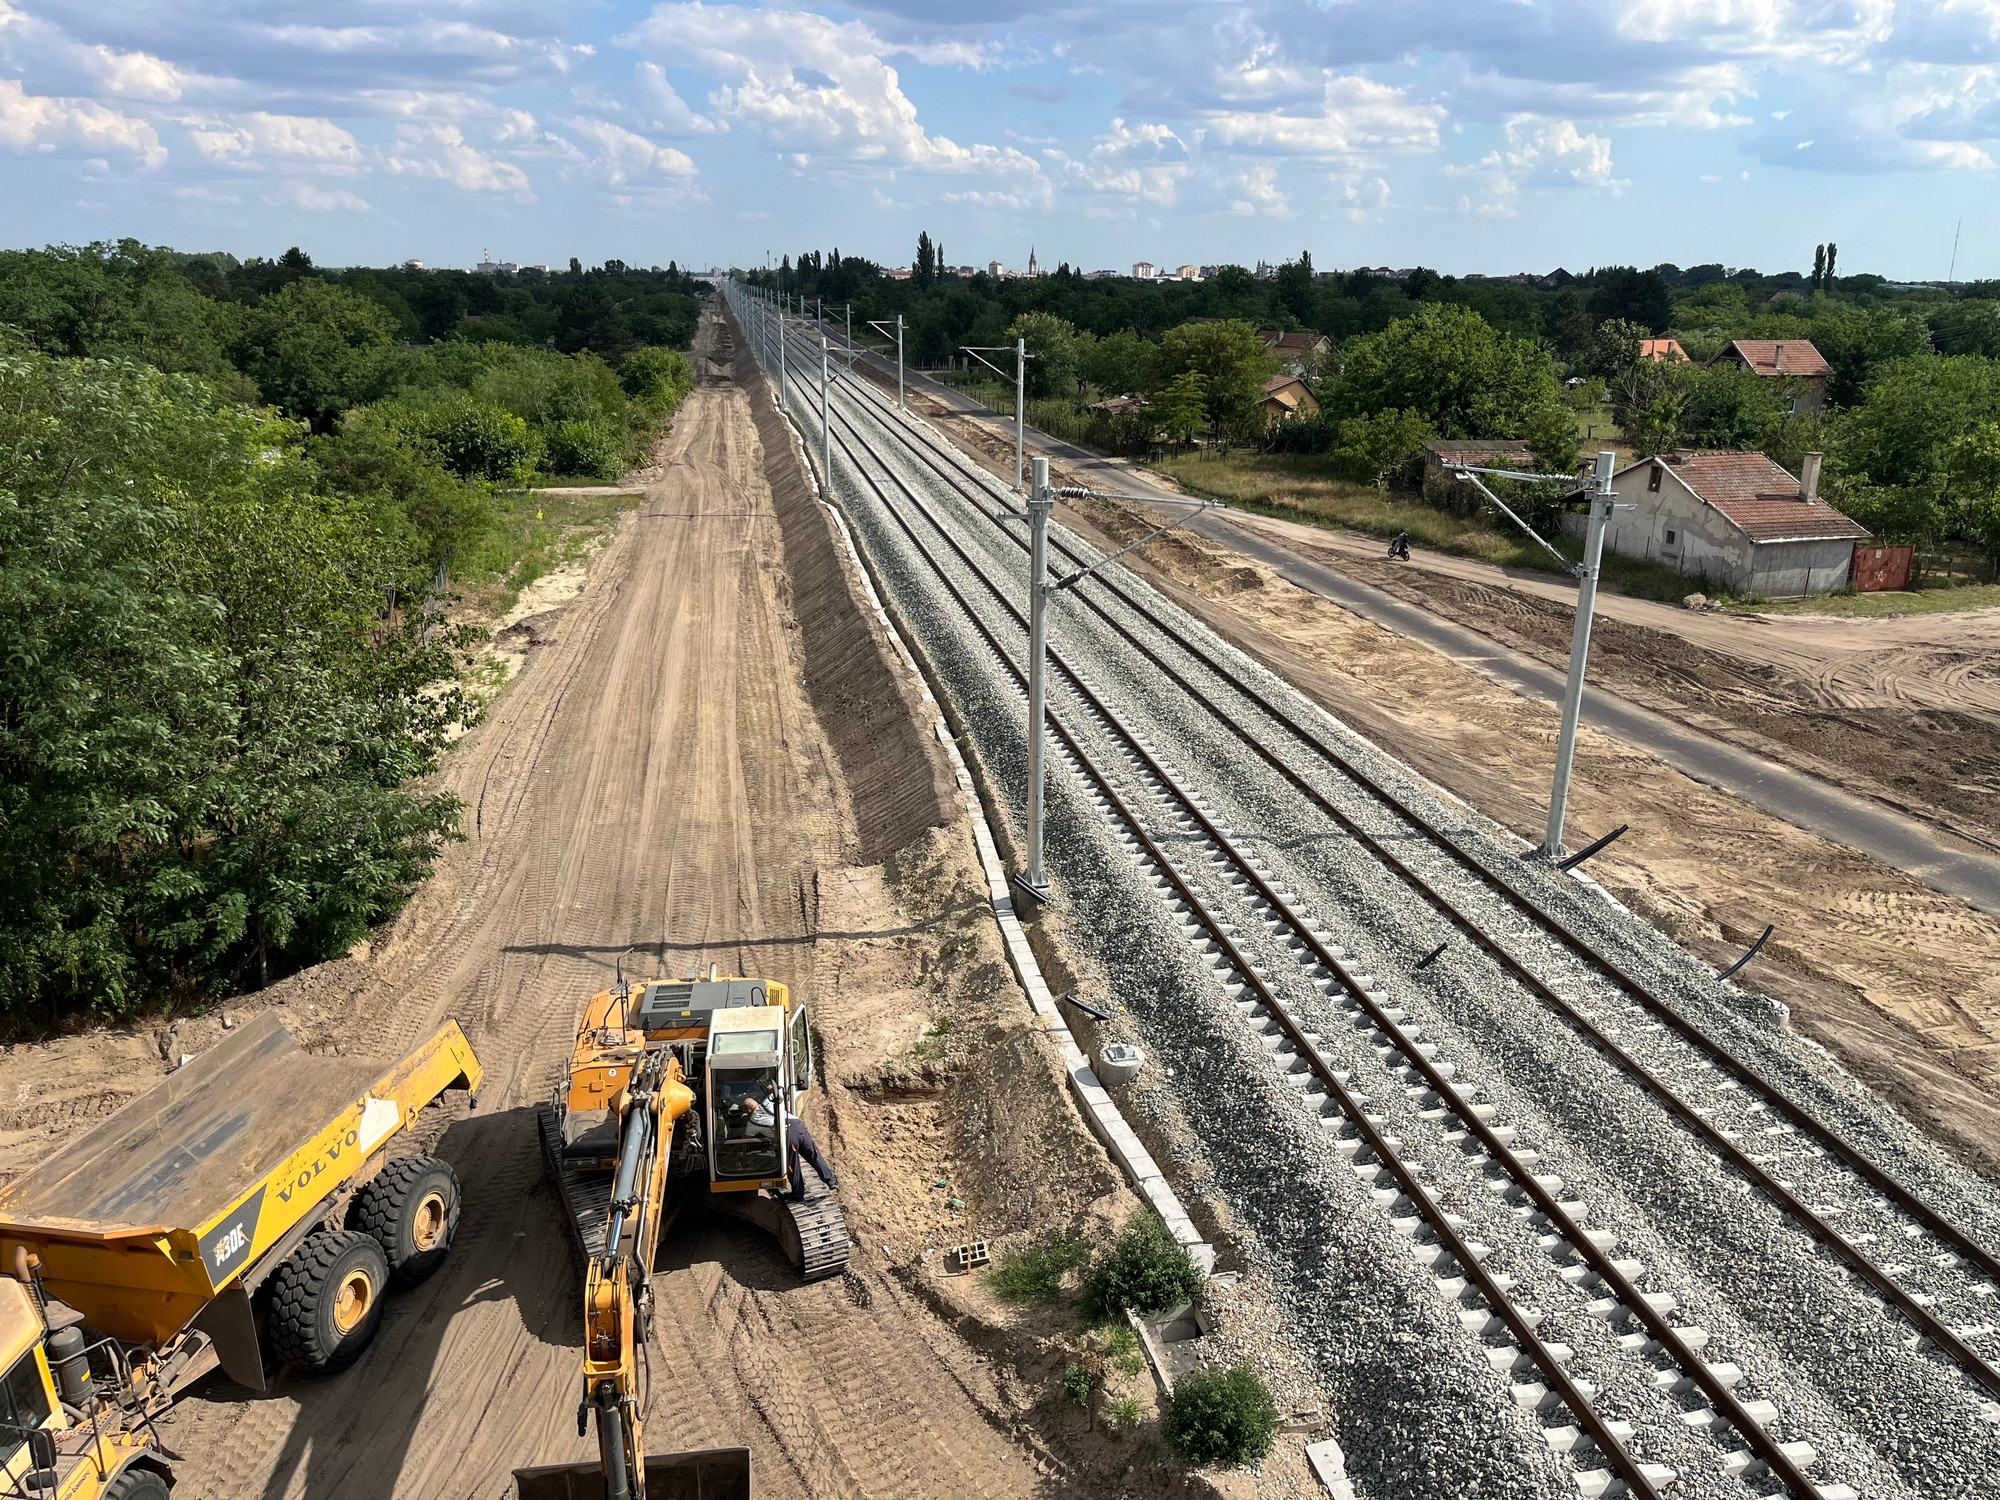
1256, 328, 1332, 375
1638, 337, 1689, 363
1706, 338, 1833, 411
1590, 449, 1869, 596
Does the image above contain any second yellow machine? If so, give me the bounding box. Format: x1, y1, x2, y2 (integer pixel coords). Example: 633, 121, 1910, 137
517, 972, 846, 1500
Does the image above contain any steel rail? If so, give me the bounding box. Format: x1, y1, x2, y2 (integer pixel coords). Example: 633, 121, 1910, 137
792, 318, 2000, 1325
763, 304, 1862, 1487
779, 341, 1676, 1500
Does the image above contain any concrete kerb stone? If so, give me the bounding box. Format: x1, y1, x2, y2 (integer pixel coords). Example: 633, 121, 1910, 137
758, 344, 1215, 1275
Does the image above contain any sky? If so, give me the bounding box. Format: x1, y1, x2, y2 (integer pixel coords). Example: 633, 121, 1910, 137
4, 1, 1999, 281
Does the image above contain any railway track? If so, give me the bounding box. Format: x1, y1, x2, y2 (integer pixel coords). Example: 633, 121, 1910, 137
777, 304, 2000, 1365
730, 286, 2000, 1498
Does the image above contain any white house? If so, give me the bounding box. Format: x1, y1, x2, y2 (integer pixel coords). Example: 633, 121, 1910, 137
1132, 261, 1157, 279
1579, 450, 1869, 597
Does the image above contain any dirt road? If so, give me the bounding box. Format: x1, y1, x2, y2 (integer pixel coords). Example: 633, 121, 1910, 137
0, 307, 1159, 1499
1229, 511, 2000, 723
1220, 513, 2000, 853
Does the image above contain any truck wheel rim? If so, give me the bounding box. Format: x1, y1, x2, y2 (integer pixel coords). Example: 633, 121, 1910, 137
333, 1269, 375, 1334
412, 1190, 449, 1251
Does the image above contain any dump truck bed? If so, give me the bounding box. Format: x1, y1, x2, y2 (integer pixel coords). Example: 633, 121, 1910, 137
0, 1011, 481, 1346
0, 1015, 381, 1234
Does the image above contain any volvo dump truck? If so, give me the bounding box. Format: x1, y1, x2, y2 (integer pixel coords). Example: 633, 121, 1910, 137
515, 973, 845, 1500
0, 1012, 482, 1499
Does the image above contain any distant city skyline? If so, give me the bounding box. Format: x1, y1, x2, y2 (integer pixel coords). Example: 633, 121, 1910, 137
4, 2, 1997, 282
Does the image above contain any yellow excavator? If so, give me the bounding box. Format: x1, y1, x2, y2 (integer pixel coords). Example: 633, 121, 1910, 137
514, 971, 847, 1500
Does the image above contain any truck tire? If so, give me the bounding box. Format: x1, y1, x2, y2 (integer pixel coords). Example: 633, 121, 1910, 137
354, 1155, 461, 1287
270, 1230, 389, 1373
103, 1468, 171, 1500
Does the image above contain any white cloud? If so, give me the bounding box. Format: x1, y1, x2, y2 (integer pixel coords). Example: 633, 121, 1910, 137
0, 78, 164, 165
274, 179, 369, 211
186, 111, 361, 166
1050, 118, 1191, 205
618, 3, 1046, 201
565, 115, 699, 185
1200, 74, 1445, 159
633, 61, 723, 135
1338, 172, 1391, 222
1449, 115, 1627, 217
386, 122, 534, 195
1226, 161, 1292, 215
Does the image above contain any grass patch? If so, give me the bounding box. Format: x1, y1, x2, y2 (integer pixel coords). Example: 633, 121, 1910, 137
1150, 449, 1740, 605
1743, 580, 2000, 618
991, 1229, 1093, 1305
459, 487, 629, 616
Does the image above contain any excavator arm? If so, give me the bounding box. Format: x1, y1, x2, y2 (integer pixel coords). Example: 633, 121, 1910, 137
518, 1055, 750, 1500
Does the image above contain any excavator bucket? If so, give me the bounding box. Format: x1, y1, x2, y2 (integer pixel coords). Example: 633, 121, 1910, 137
513, 1449, 751, 1500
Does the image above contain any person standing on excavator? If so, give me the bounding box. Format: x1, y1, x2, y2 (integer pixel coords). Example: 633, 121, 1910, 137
738, 1083, 836, 1198
784, 1116, 837, 1201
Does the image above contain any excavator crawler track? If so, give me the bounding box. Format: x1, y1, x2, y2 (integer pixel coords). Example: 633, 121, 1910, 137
783, 1188, 850, 1282
537, 1106, 612, 1264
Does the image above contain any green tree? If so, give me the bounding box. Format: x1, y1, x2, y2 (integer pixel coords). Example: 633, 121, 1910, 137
0, 349, 473, 1019
1839, 354, 2000, 491
1543, 288, 1594, 359
1927, 300, 2000, 358
1153, 319, 1274, 439
1524, 400, 1581, 475
1083, 328, 1156, 396
1152, 371, 1208, 447
1580, 317, 1647, 379
1007, 310, 1081, 399
1330, 409, 1436, 489
233, 278, 399, 429
1324, 302, 1563, 439
1587, 266, 1672, 333
1274, 251, 1315, 326
1678, 364, 1792, 450
309, 415, 496, 572
619, 346, 694, 410
0, 240, 245, 391
1799, 302, 1931, 407
555, 281, 631, 361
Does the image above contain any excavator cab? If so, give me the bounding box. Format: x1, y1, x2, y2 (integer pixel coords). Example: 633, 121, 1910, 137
705, 1007, 793, 1190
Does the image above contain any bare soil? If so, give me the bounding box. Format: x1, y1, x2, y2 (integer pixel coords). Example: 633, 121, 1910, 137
1232, 513, 2000, 850
0, 310, 1256, 1497
911, 396, 2000, 1186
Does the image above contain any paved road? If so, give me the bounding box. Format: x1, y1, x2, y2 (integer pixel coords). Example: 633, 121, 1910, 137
815, 324, 2000, 917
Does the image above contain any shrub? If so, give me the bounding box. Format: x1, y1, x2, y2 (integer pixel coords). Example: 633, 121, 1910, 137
991, 1229, 1091, 1304
1062, 1364, 1094, 1407
620, 345, 694, 408
1083, 1213, 1201, 1319
543, 418, 623, 479
1162, 1365, 1278, 1468
425, 402, 536, 481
